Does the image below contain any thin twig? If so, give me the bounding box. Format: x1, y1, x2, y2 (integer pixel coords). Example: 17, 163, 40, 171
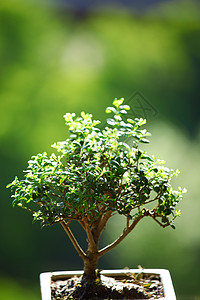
50, 192, 64, 199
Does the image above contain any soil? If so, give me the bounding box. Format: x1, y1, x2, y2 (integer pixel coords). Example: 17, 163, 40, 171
51, 272, 164, 299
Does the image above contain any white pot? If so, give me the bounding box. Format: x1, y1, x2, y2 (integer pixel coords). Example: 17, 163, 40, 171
40, 268, 176, 300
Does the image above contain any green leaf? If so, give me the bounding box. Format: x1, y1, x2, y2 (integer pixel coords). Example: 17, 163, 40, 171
157, 159, 166, 164
119, 109, 128, 114
107, 118, 116, 126
81, 111, 87, 119
105, 107, 117, 114
137, 118, 146, 126
162, 216, 169, 223
119, 105, 130, 110
64, 113, 75, 122
113, 98, 124, 108
141, 138, 150, 144
127, 118, 136, 124
6, 176, 19, 188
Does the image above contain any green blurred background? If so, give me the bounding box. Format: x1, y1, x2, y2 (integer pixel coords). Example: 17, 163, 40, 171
1, 0, 200, 299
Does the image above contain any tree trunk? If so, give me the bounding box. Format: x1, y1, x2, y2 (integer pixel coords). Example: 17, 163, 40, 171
82, 249, 99, 283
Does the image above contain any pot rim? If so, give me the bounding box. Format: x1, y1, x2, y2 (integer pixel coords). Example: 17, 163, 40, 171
40, 268, 176, 300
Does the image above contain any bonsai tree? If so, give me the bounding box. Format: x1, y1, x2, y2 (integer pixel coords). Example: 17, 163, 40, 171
7, 98, 185, 284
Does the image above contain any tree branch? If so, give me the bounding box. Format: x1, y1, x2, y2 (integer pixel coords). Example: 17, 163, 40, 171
98, 214, 144, 258
152, 215, 170, 228
96, 210, 112, 238
142, 208, 171, 228
129, 192, 163, 211
78, 219, 86, 230
83, 218, 97, 249
60, 220, 86, 260
126, 215, 130, 230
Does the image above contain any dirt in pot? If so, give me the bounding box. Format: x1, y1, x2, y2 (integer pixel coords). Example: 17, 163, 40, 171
51, 272, 164, 299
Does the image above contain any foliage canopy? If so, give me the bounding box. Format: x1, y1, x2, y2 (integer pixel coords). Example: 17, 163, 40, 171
7, 98, 185, 280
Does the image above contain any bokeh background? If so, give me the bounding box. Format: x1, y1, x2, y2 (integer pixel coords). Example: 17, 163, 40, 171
1, 0, 200, 299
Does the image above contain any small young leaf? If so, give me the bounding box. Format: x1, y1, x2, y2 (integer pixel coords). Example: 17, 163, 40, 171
119, 105, 130, 110
113, 98, 124, 108
105, 107, 117, 114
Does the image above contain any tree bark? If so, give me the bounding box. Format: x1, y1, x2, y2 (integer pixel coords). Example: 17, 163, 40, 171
82, 250, 99, 282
